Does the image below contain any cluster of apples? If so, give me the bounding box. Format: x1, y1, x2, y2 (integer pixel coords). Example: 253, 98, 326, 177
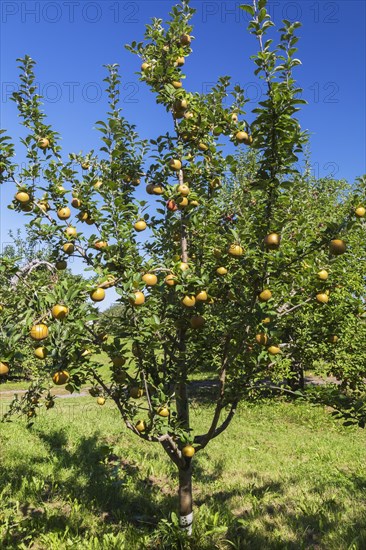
141, 33, 192, 91
28, 304, 70, 385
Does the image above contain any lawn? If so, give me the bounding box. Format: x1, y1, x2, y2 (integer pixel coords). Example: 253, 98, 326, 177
1, 393, 366, 549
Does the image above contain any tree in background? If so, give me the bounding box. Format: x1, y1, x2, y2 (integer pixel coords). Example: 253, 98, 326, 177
1, 0, 365, 535
225, 153, 366, 391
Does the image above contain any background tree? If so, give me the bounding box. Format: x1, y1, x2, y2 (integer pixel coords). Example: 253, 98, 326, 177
1, 0, 365, 536
225, 154, 366, 390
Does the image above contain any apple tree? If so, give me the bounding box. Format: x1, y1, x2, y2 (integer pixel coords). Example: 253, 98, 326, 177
1, 0, 365, 535
223, 154, 366, 390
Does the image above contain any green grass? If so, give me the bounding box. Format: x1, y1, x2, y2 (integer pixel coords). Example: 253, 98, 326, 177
1, 395, 366, 549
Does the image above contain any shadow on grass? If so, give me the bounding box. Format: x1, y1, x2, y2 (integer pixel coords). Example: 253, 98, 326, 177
196, 470, 366, 549
2, 422, 366, 549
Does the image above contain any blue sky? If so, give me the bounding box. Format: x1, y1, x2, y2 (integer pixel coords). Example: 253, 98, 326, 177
1, 0, 365, 308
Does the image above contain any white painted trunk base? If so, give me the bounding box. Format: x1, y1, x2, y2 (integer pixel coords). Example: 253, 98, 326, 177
180, 512, 193, 535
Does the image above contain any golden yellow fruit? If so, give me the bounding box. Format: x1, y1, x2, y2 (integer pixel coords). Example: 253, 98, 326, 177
258, 289, 272, 302
165, 274, 177, 286
30, 324, 49, 341
264, 233, 281, 249
0, 362, 9, 376
190, 315, 205, 329
62, 243, 75, 255
182, 295, 196, 308
90, 288, 106, 302
71, 197, 81, 208
316, 292, 329, 304
34, 347, 47, 359
38, 201, 49, 212
255, 333, 268, 346
94, 180, 103, 189
196, 290, 208, 302
268, 345, 281, 355
228, 244, 244, 257
57, 207, 71, 220
130, 291, 145, 306
152, 184, 164, 195
135, 420, 146, 432
198, 143, 208, 151
182, 445, 195, 457
158, 406, 169, 417
38, 137, 50, 149
169, 159, 182, 171
65, 226, 77, 238
180, 34, 191, 46
174, 99, 188, 111
177, 196, 189, 208
172, 81, 183, 89
262, 317, 271, 324
236, 131, 249, 142
177, 184, 190, 196
52, 370, 70, 385
329, 335, 339, 344
216, 267, 228, 275
78, 211, 89, 222
15, 191, 30, 204
142, 273, 158, 286
231, 113, 238, 122
317, 269, 329, 281
51, 304, 69, 320
97, 397, 106, 406
178, 262, 190, 271
190, 200, 199, 207
176, 56, 185, 66
94, 240, 108, 250
141, 62, 150, 71
134, 220, 147, 232
355, 206, 366, 218
329, 239, 346, 255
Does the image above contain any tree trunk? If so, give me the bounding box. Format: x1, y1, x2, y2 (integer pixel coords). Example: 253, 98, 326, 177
178, 463, 193, 535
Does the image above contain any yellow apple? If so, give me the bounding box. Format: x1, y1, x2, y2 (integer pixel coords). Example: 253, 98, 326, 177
142, 273, 158, 286
30, 324, 49, 340
177, 184, 190, 196
130, 291, 145, 306
317, 269, 329, 281
316, 292, 329, 304
268, 345, 281, 355
329, 239, 346, 255
169, 159, 182, 171
51, 304, 69, 320
57, 207, 71, 220
62, 243, 75, 255
90, 288, 106, 302
264, 233, 280, 250
181, 295, 196, 307
228, 244, 244, 257
258, 289, 272, 302
134, 220, 147, 232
